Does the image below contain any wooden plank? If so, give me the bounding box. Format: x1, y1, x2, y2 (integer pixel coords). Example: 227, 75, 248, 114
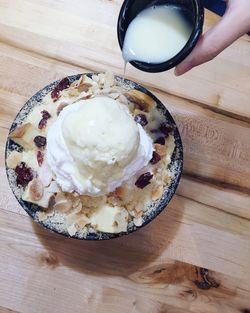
1, 170, 250, 280
151, 88, 250, 190
177, 177, 250, 220
1, 43, 250, 190
0, 0, 249, 119
1, 210, 250, 313
0, 2, 250, 312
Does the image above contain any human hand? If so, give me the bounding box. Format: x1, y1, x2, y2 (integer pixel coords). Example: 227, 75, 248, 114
175, 0, 250, 76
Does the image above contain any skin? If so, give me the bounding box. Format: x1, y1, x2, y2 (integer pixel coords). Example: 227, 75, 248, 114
175, 0, 250, 76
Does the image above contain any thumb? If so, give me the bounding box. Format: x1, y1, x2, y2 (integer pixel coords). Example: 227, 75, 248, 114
175, 4, 250, 76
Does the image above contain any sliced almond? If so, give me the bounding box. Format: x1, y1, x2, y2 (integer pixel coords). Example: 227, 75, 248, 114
82, 75, 95, 85
69, 194, 82, 212
22, 181, 55, 209
124, 202, 134, 212
134, 217, 143, 227
54, 191, 68, 202
74, 202, 83, 213
72, 198, 83, 212
66, 212, 78, 225
103, 72, 115, 88
54, 199, 72, 212
133, 207, 143, 218
67, 224, 77, 236
9, 123, 39, 150
133, 108, 148, 116
38, 211, 49, 222
97, 73, 105, 86
6, 151, 22, 169
134, 207, 142, 213
163, 175, 172, 185
114, 186, 124, 199
152, 185, 164, 201
22, 150, 39, 171
92, 74, 99, 83
66, 211, 89, 227
77, 83, 92, 93
68, 88, 80, 97
154, 143, 166, 157
82, 207, 92, 217
72, 197, 80, 208
10, 123, 31, 139
29, 177, 44, 201
76, 215, 90, 229
53, 192, 73, 212
117, 94, 129, 105
46, 181, 60, 193
136, 211, 143, 218
70, 75, 83, 88
124, 90, 154, 112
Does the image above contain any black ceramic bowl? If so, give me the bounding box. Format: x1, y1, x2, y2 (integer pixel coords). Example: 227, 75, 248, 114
5, 73, 183, 240
117, 0, 204, 73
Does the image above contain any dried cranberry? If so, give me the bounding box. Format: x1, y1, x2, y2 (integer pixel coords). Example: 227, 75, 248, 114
51, 89, 60, 102
15, 162, 33, 187
34, 136, 46, 148
154, 137, 165, 145
134, 114, 148, 127
38, 118, 47, 129
57, 77, 70, 90
135, 172, 153, 189
37, 151, 44, 166
150, 129, 160, 134
150, 151, 161, 165
15, 162, 25, 175
159, 123, 173, 137
38, 110, 51, 129
51, 77, 70, 101
41, 110, 51, 120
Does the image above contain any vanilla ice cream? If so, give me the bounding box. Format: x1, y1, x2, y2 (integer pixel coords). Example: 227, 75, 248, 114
47, 96, 153, 196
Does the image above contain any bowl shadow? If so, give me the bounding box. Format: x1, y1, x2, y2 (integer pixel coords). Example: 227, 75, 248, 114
33, 198, 183, 278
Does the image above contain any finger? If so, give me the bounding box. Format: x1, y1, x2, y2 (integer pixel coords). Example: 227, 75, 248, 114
175, 4, 250, 76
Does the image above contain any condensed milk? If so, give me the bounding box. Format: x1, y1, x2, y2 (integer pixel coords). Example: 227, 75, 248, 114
122, 5, 192, 64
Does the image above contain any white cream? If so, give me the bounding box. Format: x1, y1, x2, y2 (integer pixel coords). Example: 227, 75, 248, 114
122, 5, 192, 64
47, 97, 153, 196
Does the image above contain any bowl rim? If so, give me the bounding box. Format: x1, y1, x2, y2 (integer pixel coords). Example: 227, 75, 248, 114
117, 0, 204, 73
5, 73, 183, 240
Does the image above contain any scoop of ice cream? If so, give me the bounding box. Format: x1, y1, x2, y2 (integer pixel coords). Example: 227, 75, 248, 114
47, 96, 153, 195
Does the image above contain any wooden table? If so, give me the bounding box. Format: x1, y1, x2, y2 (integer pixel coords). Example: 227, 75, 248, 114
0, 1, 250, 312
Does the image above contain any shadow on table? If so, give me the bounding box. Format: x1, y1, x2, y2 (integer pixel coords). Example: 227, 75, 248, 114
33, 196, 183, 277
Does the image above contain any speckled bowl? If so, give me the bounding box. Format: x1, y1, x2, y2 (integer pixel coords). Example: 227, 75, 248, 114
5, 73, 183, 240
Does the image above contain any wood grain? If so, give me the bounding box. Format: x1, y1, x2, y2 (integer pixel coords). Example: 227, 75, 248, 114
0, 1, 250, 313
0, 0, 249, 119
1, 43, 250, 190
1, 209, 250, 313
